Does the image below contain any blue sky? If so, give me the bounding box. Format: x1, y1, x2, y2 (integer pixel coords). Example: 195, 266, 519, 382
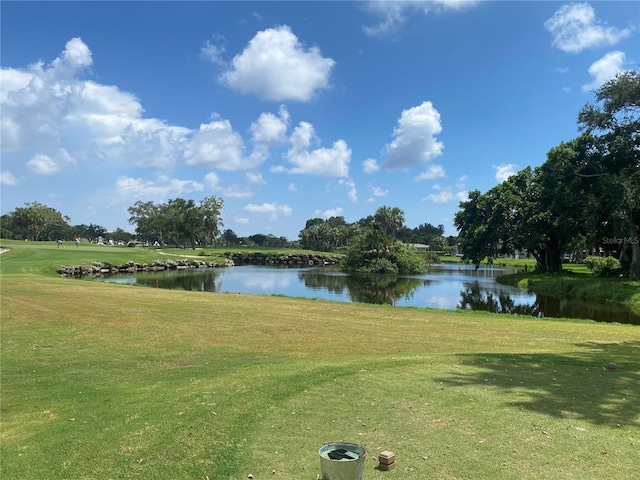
1, 1, 638, 240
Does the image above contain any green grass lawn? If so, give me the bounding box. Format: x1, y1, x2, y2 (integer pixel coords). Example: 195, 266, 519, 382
1, 241, 639, 479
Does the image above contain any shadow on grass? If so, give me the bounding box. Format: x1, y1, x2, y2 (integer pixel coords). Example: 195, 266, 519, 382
436, 341, 640, 427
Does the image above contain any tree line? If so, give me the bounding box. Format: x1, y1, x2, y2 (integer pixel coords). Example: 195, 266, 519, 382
0, 197, 226, 248
127, 197, 224, 249
2, 198, 454, 254
0, 202, 133, 244
298, 206, 456, 253
455, 70, 639, 279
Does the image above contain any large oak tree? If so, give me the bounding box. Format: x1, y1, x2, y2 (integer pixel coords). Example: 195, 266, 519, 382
578, 70, 640, 279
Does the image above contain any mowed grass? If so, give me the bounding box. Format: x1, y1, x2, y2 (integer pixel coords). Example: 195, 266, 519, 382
1, 241, 639, 479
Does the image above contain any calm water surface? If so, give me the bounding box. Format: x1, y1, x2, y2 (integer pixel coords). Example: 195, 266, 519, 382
98, 264, 640, 325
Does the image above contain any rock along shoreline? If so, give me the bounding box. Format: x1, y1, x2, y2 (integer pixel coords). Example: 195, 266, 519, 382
57, 251, 344, 278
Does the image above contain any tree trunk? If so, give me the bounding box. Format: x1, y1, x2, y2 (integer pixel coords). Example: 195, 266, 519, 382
629, 223, 640, 280
546, 244, 563, 272
533, 240, 563, 273
530, 250, 543, 271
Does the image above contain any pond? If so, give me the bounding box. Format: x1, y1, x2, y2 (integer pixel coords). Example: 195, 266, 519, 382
98, 264, 640, 325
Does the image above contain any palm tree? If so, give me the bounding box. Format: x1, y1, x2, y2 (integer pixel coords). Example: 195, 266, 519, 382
374, 206, 405, 238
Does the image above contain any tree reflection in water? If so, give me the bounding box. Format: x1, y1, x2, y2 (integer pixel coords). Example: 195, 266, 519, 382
298, 270, 429, 305
133, 270, 223, 292
458, 282, 541, 316
99, 266, 640, 324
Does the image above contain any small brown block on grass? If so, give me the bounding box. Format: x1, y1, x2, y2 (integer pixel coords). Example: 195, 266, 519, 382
377, 461, 396, 471
379, 451, 396, 465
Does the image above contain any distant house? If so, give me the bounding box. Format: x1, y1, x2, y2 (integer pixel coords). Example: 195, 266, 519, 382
407, 243, 430, 252
511, 249, 526, 259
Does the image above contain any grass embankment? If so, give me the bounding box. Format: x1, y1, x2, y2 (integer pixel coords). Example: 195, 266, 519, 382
498, 265, 640, 316
437, 255, 538, 270
1, 241, 639, 479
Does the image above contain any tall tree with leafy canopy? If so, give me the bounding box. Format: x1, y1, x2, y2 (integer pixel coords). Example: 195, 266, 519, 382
73, 223, 108, 243
298, 217, 355, 252
166, 198, 201, 248
454, 189, 503, 268
199, 196, 224, 247
220, 229, 239, 246
128, 201, 165, 244
11, 202, 70, 241
578, 70, 640, 279
127, 196, 224, 248
455, 157, 586, 272
374, 205, 405, 238
298, 218, 325, 251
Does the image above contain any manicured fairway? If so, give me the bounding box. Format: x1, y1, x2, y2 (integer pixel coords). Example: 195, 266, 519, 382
1, 242, 638, 479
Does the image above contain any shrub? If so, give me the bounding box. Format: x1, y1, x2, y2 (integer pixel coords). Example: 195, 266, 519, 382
422, 251, 441, 265
342, 232, 427, 275
356, 258, 399, 274
393, 243, 428, 274
583, 255, 622, 276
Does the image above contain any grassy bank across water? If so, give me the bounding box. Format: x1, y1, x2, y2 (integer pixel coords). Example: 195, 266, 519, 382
497, 268, 640, 317
1, 241, 640, 479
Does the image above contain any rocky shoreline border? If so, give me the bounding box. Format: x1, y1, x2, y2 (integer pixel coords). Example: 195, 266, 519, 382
57, 251, 344, 278
57, 258, 234, 278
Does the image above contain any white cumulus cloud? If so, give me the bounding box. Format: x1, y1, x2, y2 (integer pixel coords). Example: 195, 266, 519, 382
320, 207, 343, 218
204, 172, 220, 189
184, 116, 266, 170
200, 34, 227, 66
51, 37, 93, 75
415, 164, 445, 181
338, 178, 358, 202
383, 101, 444, 170
424, 178, 467, 203
582, 51, 627, 92
223, 185, 253, 199
0, 37, 191, 170
362, 158, 380, 174
0, 171, 18, 185
220, 25, 335, 102
494, 163, 519, 183
370, 185, 389, 197
117, 120, 191, 169
244, 202, 292, 220
279, 122, 351, 177
544, 3, 633, 53
246, 171, 266, 184
115, 175, 203, 202
250, 105, 290, 144
363, 0, 480, 37
27, 148, 75, 175
0, 67, 32, 96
